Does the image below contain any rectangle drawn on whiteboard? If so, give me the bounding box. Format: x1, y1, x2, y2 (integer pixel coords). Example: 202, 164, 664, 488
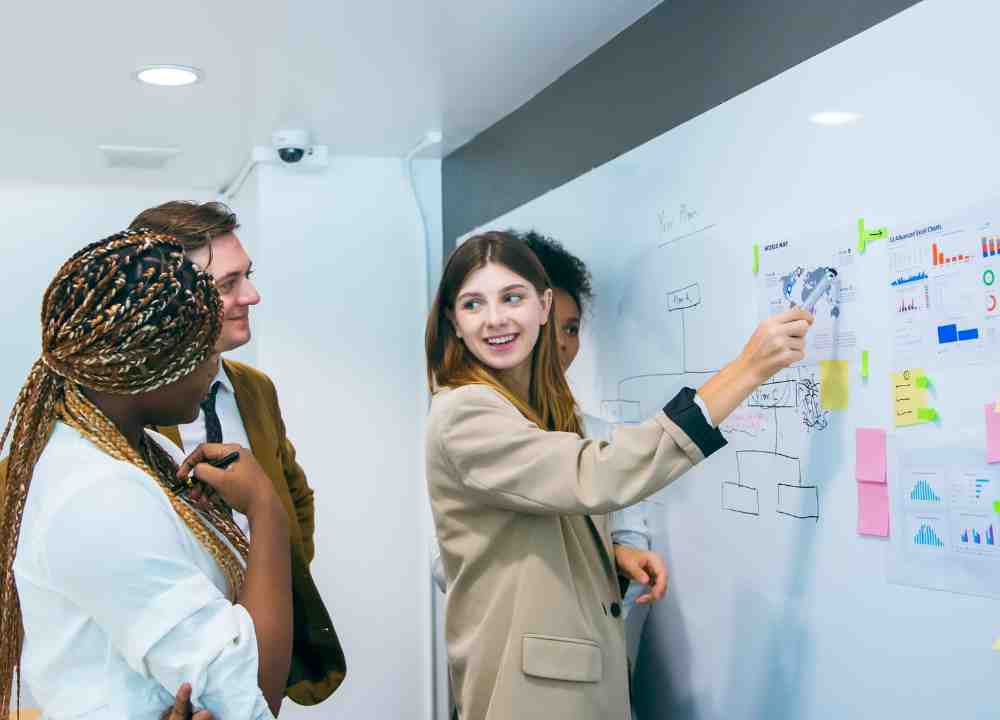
722, 482, 759, 516
777, 483, 819, 520
747, 380, 796, 409
667, 283, 701, 311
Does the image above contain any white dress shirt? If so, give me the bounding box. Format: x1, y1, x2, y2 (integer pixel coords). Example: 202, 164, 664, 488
179, 364, 252, 538
15, 422, 272, 720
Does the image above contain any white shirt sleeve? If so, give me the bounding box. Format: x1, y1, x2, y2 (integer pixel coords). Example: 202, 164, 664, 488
693, 392, 716, 427
41, 466, 273, 720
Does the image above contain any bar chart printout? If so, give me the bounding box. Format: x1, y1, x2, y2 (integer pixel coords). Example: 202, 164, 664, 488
914, 522, 945, 547
932, 242, 971, 266
888, 442, 1000, 598
983, 235, 1000, 258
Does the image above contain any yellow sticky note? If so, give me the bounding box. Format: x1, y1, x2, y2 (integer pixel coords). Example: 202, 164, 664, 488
994, 636, 1000, 652
820, 360, 849, 410
892, 368, 930, 427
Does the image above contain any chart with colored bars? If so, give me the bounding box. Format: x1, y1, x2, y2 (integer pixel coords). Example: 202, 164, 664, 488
937, 322, 979, 343
910, 477, 942, 502
932, 241, 971, 266
889, 442, 1000, 598
888, 208, 1000, 368
914, 522, 945, 547
959, 523, 995, 547
982, 235, 1000, 258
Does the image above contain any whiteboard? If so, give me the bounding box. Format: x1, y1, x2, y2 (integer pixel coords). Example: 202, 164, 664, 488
462, 1, 1000, 716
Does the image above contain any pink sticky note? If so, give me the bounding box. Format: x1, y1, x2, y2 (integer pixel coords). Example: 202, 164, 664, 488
986, 405, 1000, 464
858, 482, 890, 537
856, 428, 887, 484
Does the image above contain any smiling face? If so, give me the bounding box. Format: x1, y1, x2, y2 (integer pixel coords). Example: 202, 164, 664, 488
449, 261, 552, 384
186, 232, 260, 352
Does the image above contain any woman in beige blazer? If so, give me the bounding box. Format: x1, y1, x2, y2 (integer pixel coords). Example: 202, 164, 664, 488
425, 231, 812, 720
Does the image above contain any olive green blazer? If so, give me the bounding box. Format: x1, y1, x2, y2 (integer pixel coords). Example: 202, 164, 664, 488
156, 359, 346, 705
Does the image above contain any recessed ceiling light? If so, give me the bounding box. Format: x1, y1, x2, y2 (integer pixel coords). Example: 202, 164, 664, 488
135, 65, 202, 87
809, 111, 862, 127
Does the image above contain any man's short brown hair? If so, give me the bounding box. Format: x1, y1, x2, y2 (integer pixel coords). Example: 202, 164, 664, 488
129, 201, 239, 252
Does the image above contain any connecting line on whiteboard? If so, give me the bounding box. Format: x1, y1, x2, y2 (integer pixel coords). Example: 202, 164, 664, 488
615, 305, 720, 395
658, 223, 717, 248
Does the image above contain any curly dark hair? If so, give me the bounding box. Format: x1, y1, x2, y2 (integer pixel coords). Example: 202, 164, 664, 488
510, 230, 593, 314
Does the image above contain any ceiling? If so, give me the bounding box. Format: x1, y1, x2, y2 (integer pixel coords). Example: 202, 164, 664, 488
1, 0, 661, 191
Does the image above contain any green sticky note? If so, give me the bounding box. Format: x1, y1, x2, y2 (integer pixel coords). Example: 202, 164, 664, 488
820, 360, 850, 410
861, 350, 870, 379
753, 244, 760, 274
994, 500, 1000, 513
917, 407, 938, 421
915, 376, 931, 389
858, 218, 888, 253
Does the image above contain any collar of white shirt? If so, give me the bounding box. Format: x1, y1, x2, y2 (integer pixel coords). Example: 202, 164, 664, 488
214, 362, 236, 396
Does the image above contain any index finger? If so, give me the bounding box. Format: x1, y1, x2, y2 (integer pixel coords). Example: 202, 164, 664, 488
169, 683, 192, 720
176, 443, 242, 479
772, 307, 814, 325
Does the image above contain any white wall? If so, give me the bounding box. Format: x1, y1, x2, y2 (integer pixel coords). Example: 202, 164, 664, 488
253, 157, 439, 720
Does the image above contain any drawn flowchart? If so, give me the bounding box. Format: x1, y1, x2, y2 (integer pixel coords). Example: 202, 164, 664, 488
604, 272, 829, 522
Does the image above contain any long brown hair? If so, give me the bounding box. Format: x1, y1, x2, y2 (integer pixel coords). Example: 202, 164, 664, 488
425, 231, 582, 435
0, 230, 249, 714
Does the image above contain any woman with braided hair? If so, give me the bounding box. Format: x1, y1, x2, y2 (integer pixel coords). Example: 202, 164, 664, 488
1, 230, 292, 719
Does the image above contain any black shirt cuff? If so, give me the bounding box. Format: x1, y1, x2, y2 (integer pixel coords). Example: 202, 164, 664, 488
662, 387, 727, 459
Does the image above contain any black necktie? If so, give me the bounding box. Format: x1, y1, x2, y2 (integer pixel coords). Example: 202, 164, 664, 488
201, 381, 223, 444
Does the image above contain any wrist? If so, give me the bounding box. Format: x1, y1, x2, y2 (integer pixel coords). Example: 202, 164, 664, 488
729, 354, 767, 390
246, 491, 285, 525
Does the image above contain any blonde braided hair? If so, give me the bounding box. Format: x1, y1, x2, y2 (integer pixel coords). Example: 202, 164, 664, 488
0, 229, 249, 714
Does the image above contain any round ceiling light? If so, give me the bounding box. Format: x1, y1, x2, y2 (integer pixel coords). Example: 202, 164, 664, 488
135, 65, 202, 87
809, 111, 862, 127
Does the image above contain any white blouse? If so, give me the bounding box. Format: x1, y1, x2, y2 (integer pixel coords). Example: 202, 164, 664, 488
14, 422, 273, 720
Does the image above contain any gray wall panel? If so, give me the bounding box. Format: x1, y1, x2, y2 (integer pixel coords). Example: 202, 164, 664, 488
443, 0, 923, 249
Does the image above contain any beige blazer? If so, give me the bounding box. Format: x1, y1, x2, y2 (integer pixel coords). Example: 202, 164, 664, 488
425, 384, 726, 720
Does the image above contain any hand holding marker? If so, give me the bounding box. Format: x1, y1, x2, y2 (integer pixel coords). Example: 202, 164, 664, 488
177, 450, 240, 513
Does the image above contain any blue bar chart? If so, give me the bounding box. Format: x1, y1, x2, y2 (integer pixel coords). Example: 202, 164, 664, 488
937, 323, 980, 344
914, 523, 945, 547
910, 478, 942, 502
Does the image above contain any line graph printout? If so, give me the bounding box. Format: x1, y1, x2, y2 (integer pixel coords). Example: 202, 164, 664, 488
887, 437, 1000, 597
757, 225, 861, 364
888, 203, 1000, 368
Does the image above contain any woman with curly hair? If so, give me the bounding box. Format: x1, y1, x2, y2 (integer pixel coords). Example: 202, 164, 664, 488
1, 230, 292, 719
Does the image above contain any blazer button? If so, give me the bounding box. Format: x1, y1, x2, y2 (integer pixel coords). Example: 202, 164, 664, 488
610, 602, 622, 618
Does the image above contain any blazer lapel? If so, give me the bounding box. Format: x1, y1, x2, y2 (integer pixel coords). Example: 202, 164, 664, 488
223, 360, 268, 459
154, 423, 184, 451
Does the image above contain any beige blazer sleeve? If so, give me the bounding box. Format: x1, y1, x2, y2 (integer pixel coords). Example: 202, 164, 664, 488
435, 384, 726, 515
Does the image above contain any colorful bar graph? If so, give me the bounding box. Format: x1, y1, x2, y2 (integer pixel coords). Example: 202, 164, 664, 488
932, 242, 971, 266
983, 235, 1000, 258
960, 524, 995, 546
937, 324, 980, 344
914, 523, 945, 547
910, 479, 942, 502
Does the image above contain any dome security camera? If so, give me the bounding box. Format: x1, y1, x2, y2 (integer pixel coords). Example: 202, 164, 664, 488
271, 129, 311, 164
